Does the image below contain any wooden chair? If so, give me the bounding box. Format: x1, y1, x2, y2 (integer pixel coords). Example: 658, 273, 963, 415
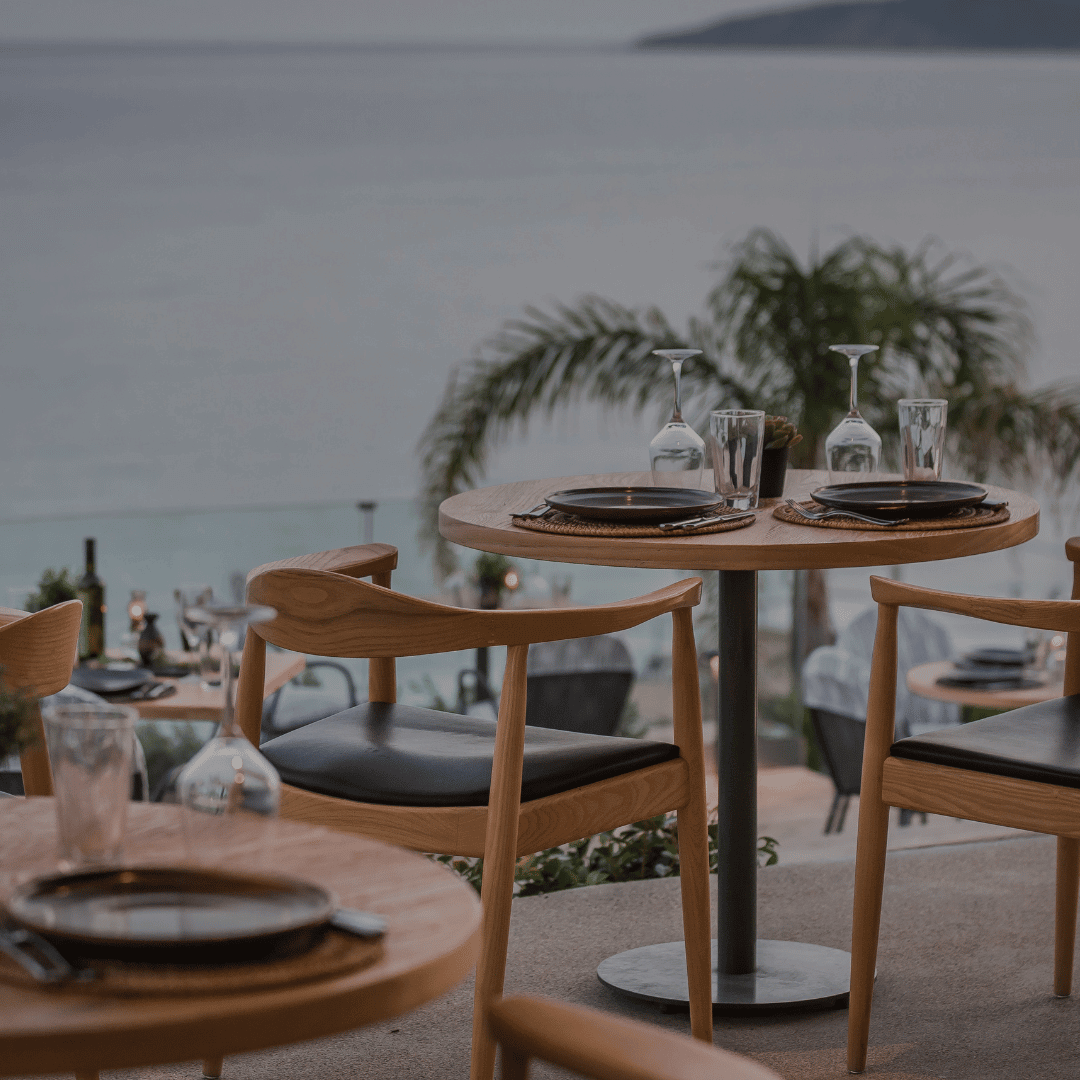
488, 995, 781, 1080
231, 544, 712, 1080
847, 536, 1080, 1073
0, 601, 83, 797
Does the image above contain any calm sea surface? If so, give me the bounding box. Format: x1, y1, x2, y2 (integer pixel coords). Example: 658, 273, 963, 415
2, 43, 1078, 697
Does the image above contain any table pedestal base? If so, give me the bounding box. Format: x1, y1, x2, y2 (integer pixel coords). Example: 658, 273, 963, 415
596, 939, 851, 1014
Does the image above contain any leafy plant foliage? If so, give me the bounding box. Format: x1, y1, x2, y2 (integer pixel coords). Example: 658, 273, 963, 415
432, 814, 779, 897
418, 229, 1080, 574
0, 667, 39, 761
24, 569, 78, 612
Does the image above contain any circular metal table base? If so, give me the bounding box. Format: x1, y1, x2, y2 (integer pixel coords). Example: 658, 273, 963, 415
597, 939, 852, 1015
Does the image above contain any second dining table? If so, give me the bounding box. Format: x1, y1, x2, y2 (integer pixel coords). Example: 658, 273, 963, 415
439, 468, 1040, 1012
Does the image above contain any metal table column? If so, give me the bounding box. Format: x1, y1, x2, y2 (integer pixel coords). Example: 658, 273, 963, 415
597, 570, 851, 1013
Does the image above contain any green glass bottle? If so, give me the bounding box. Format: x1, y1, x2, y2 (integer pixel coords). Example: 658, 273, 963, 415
76, 537, 106, 661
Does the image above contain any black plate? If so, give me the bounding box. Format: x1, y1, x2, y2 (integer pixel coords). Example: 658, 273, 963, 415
946, 665, 1031, 682
544, 487, 722, 524
5, 867, 336, 965
962, 647, 1028, 667
810, 481, 988, 521
69, 667, 154, 696
936, 673, 1043, 691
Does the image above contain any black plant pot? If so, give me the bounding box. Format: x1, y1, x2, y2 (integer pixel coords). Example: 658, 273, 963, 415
759, 446, 789, 499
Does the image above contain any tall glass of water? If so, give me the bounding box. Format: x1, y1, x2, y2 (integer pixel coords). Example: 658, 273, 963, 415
709, 410, 765, 510
825, 344, 881, 483
899, 398, 948, 481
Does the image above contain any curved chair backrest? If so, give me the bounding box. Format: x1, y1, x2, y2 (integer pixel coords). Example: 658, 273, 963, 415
0, 602, 82, 696
0, 601, 83, 797
488, 995, 782, 1080
247, 566, 700, 659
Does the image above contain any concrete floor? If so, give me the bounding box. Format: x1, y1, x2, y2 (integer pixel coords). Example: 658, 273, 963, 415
121, 831, 1078, 1080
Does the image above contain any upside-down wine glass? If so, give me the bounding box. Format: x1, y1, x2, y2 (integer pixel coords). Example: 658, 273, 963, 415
825, 344, 881, 483
177, 601, 280, 863
649, 349, 706, 488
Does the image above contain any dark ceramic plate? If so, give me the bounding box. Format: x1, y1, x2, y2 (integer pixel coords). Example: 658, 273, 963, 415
936, 673, 1043, 691
5, 867, 336, 965
962, 647, 1028, 668
69, 667, 154, 696
544, 487, 722, 524
810, 481, 988, 521
944, 665, 1031, 683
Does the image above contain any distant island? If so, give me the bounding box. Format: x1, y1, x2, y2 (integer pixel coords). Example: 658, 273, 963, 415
638, 0, 1080, 50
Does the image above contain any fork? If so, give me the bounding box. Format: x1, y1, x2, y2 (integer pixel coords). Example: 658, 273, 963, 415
785, 499, 908, 527
514, 501, 553, 520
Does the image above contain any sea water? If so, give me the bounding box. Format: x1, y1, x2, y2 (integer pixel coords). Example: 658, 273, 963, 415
1, 43, 1078, 703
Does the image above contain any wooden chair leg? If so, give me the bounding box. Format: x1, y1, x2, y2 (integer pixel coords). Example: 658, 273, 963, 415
1054, 836, 1079, 996
676, 802, 713, 1041
847, 791, 890, 1073
202, 1056, 224, 1078
669, 605, 713, 1042
470, 644, 528, 1080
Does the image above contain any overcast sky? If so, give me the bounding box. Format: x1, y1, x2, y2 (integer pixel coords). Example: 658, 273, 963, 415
0, 0, 787, 45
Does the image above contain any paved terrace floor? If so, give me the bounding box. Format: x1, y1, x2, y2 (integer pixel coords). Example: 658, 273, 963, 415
108, 775, 1074, 1080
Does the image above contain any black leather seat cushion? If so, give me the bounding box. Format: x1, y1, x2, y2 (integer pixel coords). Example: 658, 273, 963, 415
261, 701, 681, 807
891, 693, 1080, 789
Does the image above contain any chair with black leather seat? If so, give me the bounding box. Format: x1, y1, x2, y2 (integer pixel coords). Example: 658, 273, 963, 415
234, 544, 712, 1080
488, 995, 781, 1080
847, 536, 1080, 1073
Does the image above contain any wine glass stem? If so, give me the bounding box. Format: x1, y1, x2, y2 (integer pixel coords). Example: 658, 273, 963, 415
671, 360, 684, 422
218, 636, 239, 739
849, 357, 859, 415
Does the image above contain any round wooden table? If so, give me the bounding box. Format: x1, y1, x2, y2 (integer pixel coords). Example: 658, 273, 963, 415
907, 660, 1063, 711
440, 469, 1039, 1012
0, 800, 481, 1077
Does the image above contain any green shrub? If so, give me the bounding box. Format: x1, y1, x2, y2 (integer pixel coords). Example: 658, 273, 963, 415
432, 815, 778, 897
24, 569, 78, 612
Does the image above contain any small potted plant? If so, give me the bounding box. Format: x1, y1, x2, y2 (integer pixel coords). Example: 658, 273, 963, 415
760, 416, 802, 499
0, 668, 38, 767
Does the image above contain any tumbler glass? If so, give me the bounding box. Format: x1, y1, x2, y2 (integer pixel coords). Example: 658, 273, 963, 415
898, 398, 948, 481
709, 410, 765, 510
42, 702, 137, 869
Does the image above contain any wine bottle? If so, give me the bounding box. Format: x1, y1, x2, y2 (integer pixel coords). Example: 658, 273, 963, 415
77, 537, 106, 661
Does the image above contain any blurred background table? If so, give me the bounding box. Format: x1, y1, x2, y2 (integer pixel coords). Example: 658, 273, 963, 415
907, 660, 1063, 712
101, 648, 305, 721
0, 799, 480, 1078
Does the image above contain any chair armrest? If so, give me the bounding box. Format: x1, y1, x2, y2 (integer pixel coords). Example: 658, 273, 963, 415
869, 576, 1080, 635
488, 995, 781, 1080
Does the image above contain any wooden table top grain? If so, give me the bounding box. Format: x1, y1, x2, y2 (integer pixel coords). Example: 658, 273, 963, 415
0, 800, 481, 1076
439, 470, 1040, 572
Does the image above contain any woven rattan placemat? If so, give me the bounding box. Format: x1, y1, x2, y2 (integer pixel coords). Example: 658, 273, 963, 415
511, 509, 755, 539
772, 500, 1010, 532
0, 928, 382, 997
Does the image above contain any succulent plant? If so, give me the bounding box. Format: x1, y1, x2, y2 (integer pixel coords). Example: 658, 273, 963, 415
764, 415, 803, 450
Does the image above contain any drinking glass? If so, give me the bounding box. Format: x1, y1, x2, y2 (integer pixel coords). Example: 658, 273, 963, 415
176, 602, 280, 863
709, 410, 765, 510
42, 702, 137, 869
825, 344, 881, 483
649, 350, 706, 489
175, 585, 214, 687
898, 398, 947, 481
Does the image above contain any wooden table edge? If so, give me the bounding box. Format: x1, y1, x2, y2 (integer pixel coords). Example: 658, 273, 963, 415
439, 471, 1040, 572
906, 659, 1063, 711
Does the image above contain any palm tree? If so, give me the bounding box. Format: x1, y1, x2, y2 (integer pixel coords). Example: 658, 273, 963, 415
420, 229, 1080, 571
